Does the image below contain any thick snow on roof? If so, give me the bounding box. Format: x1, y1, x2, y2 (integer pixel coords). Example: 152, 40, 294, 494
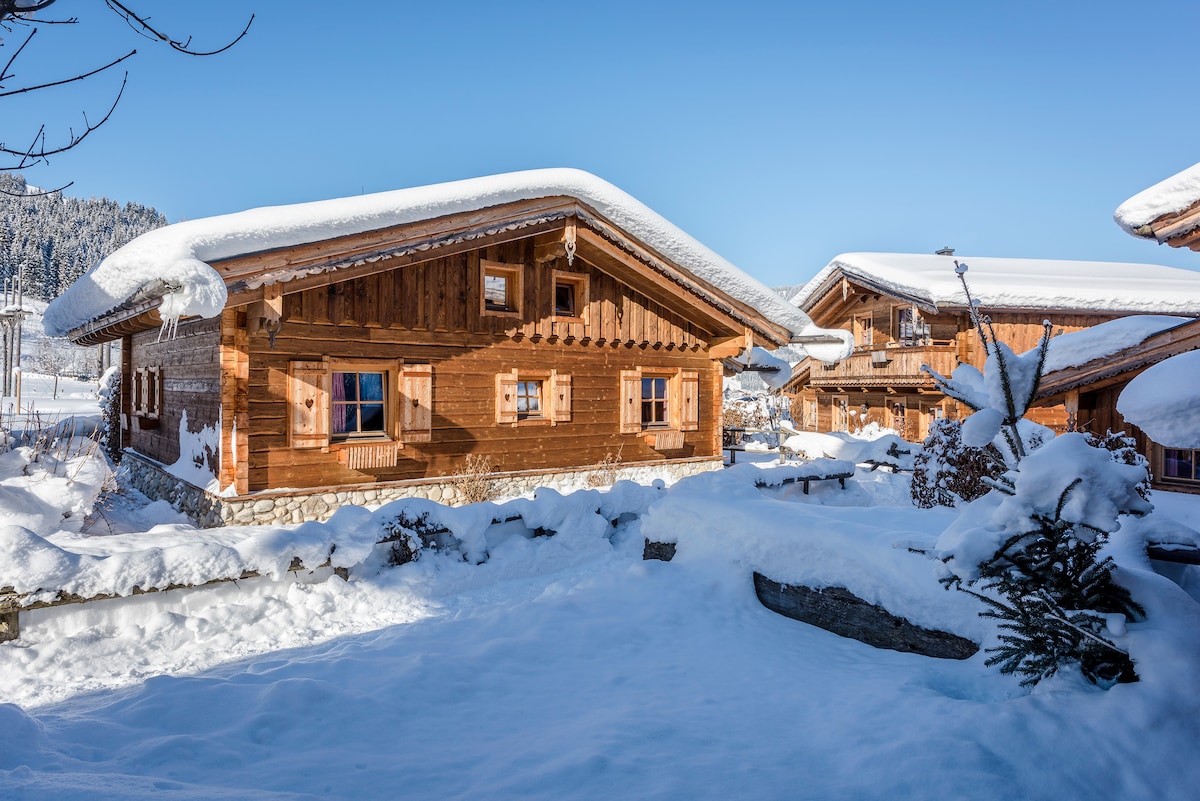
43, 168, 848, 356
1118, 350, 1200, 449
1114, 161, 1200, 235
790, 252, 1200, 315
1040, 315, 1192, 373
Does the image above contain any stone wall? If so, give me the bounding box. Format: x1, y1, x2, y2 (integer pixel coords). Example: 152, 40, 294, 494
123, 451, 721, 528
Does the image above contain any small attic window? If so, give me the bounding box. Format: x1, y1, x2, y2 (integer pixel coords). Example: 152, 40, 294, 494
482, 260, 522, 317
553, 271, 588, 320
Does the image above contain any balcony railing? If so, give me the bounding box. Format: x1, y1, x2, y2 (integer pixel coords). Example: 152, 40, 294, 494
804, 343, 959, 388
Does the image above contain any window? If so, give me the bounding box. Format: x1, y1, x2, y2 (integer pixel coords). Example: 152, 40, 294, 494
481, 260, 523, 316
619, 368, 699, 438
641, 376, 669, 427
496, 369, 571, 425
288, 359, 433, 450
332, 371, 386, 439
853, 314, 873, 347
1163, 449, 1199, 482
516, 380, 543, 420
833, 395, 850, 433
133, 366, 161, 420
552, 271, 588, 321
895, 306, 930, 346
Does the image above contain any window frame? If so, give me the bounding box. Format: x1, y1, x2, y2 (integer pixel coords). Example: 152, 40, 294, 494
330, 368, 389, 442
1162, 447, 1200, 483
496, 368, 571, 426
481, 259, 524, 318
640, 373, 671, 429
552, 270, 589, 322
133, 366, 161, 421
619, 367, 699, 441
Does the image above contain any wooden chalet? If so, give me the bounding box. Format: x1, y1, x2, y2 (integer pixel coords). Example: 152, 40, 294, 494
783, 251, 1200, 442
48, 169, 848, 525
1039, 161, 1200, 494
1033, 317, 1200, 494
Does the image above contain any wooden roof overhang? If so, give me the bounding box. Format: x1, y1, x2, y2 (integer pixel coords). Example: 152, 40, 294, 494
1129, 197, 1200, 251
800, 271, 939, 326
69, 196, 794, 350
1034, 319, 1200, 406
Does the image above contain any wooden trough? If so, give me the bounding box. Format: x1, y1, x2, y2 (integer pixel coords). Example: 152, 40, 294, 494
752, 572, 980, 660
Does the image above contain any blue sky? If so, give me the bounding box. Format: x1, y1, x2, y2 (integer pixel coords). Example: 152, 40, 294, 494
6, 0, 1200, 288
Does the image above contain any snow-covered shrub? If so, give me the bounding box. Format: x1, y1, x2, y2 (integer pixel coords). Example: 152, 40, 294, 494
1087, 430, 1151, 502
930, 265, 1149, 688
379, 509, 454, 565
98, 366, 122, 465
910, 418, 1000, 508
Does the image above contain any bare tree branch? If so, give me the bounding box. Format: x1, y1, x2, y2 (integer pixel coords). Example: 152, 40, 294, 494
102, 2, 253, 57
1, 2, 252, 172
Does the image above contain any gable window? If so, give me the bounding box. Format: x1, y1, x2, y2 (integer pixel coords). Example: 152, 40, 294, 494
481, 260, 523, 316
332, 371, 386, 438
552, 271, 588, 321
895, 306, 930, 347
1163, 449, 1199, 482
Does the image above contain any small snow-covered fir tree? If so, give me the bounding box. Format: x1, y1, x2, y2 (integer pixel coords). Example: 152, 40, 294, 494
911, 417, 1001, 508
929, 263, 1149, 688
98, 366, 122, 465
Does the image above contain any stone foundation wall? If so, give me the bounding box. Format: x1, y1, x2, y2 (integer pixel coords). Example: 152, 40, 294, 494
123, 451, 721, 528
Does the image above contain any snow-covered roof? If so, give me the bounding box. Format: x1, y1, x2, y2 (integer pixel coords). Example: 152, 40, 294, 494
1114, 161, 1200, 236
1118, 350, 1200, 449
1040, 315, 1192, 373
43, 168, 852, 359
790, 252, 1200, 316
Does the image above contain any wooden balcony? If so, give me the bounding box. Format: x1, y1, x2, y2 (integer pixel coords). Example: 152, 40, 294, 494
802, 343, 959, 389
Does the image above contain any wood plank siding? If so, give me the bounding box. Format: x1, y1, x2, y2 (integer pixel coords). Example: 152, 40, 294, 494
128, 229, 728, 495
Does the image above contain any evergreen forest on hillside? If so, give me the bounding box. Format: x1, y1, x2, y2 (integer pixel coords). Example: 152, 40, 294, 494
0, 174, 167, 301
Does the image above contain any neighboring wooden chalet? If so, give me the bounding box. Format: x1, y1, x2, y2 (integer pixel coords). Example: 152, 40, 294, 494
1038, 161, 1200, 494
46, 169, 849, 525
783, 251, 1200, 442
1033, 317, 1200, 494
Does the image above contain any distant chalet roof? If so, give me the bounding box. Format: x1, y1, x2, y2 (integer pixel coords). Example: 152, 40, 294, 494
790, 252, 1200, 316
1114, 161, 1200, 250
44, 168, 852, 358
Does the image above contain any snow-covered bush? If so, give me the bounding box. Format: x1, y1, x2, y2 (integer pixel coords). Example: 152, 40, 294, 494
929, 265, 1150, 688
98, 366, 122, 465
910, 418, 1000, 508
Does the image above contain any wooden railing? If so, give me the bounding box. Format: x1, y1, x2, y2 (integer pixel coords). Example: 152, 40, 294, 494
806, 344, 959, 386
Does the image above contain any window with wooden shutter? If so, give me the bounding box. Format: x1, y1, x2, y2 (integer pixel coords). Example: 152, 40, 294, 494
678, 371, 699, 431
289, 360, 331, 448
551, 372, 572, 422
401, 364, 433, 443
619, 370, 641, 434
496, 370, 519, 424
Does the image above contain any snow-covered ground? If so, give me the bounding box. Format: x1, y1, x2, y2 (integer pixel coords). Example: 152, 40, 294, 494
2, 378, 1200, 800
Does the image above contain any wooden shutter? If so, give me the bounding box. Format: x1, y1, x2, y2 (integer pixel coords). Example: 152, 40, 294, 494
679, 370, 699, 431
496, 371, 519, 424
551, 372, 572, 423
619, 369, 641, 434
401, 364, 432, 443
288, 360, 330, 448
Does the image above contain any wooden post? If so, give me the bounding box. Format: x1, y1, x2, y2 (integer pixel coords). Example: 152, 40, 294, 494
219, 309, 250, 495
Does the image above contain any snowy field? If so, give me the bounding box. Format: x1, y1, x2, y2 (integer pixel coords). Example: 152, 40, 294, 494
2, 379, 1200, 800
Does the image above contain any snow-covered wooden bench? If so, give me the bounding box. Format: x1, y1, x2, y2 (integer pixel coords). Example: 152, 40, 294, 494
752, 459, 856, 494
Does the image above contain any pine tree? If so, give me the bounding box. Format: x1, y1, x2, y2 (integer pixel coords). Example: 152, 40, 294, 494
931, 263, 1149, 688
911, 417, 1002, 508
